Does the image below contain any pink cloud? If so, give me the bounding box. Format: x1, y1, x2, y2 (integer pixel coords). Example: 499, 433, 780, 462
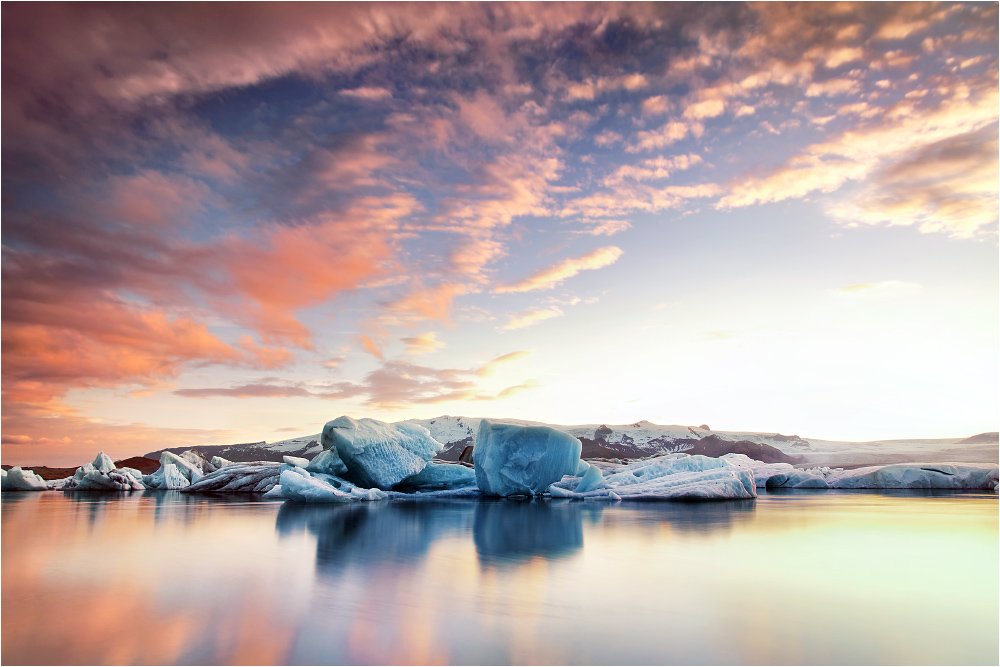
495, 246, 624, 294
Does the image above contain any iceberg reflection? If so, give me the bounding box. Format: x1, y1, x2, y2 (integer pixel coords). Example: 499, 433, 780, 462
474, 498, 595, 567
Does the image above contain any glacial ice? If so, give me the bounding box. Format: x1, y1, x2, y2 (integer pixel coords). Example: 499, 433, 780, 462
720, 454, 797, 488
210, 456, 233, 469
283, 455, 309, 468
764, 470, 829, 489
143, 451, 204, 489
1, 467, 48, 492
474, 419, 583, 497
550, 453, 757, 500
182, 462, 281, 493
321, 416, 442, 490
72, 470, 145, 491
397, 462, 477, 491
821, 463, 998, 490
91, 451, 116, 473
575, 462, 607, 493
279, 469, 389, 503
305, 448, 348, 477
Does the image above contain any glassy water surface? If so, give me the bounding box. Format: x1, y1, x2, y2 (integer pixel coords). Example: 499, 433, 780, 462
2, 491, 997, 665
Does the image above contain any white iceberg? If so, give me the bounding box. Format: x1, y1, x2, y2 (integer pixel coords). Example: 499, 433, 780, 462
823, 463, 998, 490
279, 469, 388, 503
210, 456, 233, 469
550, 454, 757, 500
1, 467, 48, 492
182, 462, 281, 493
321, 416, 442, 490
474, 419, 582, 497
91, 451, 116, 473
764, 470, 829, 489
720, 454, 797, 488
283, 455, 309, 468
72, 470, 145, 491
143, 451, 204, 489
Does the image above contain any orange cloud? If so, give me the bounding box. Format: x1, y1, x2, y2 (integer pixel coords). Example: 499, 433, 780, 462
495, 247, 624, 294
502, 307, 564, 330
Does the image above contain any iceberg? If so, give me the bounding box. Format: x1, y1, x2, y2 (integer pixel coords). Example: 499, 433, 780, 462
283, 455, 309, 468
474, 419, 582, 496
182, 462, 281, 493
71, 470, 145, 491
321, 416, 442, 490
550, 454, 757, 500
210, 456, 233, 469
396, 462, 477, 491
305, 449, 348, 477
575, 462, 607, 493
823, 463, 998, 490
764, 470, 829, 489
279, 469, 389, 503
91, 451, 116, 473
720, 454, 797, 488
143, 451, 204, 489
1, 467, 48, 492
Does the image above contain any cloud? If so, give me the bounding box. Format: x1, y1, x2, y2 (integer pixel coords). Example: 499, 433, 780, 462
832, 281, 921, 297
476, 350, 533, 377
495, 247, 624, 294
340, 86, 393, 100
603, 154, 703, 185
503, 307, 564, 330
402, 332, 446, 355
627, 121, 703, 152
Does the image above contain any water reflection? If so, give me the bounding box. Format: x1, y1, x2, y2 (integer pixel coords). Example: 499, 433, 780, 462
474, 499, 596, 567
275, 501, 473, 574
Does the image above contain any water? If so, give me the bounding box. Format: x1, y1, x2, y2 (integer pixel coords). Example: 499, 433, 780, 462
2, 491, 997, 665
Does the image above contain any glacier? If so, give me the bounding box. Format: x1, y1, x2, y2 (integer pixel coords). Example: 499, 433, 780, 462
321, 416, 442, 490
474, 419, 583, 496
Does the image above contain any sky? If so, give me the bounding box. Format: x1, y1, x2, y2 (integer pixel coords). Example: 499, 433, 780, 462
2, 2, 997, 466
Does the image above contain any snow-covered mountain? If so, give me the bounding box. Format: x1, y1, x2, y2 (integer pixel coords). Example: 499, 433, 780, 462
146, 417, 997, 467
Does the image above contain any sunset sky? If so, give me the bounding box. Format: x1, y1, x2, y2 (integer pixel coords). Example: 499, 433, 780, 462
3, 2, 997, 465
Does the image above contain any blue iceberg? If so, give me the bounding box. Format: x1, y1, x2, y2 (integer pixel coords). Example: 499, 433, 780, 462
474, 419, 582, 496
321, 416, 442, 490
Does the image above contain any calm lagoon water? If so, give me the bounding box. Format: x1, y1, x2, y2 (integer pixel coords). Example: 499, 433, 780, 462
2, 491, 997, 665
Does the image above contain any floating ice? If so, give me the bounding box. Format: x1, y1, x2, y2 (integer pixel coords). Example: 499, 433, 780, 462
305, 449, 348, 477
283, 456, 309, 468
822, 463, 998, 490
474, 419, 582, 497
182, 462, 281, 493
321, 416, 442, 490
143, 451, 204, 489
764, 470, 829, 489
279, 469, 389, 503
1, 467, 48, 492
720, 454, 797, 488
72, 470, 145, 491
575, 462, 607, 493
397, 462, 477, 491
550, 453, 757, 500
91, 451, 116, 473
210, 456, 233, 469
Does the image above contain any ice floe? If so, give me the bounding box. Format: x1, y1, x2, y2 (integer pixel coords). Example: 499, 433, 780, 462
474, 419, 582, 496
322, 416, 442, 490
819, 463, 998, 490
60, 451, 147, 492
1, 467, 48, 492
182, 462, 281, 493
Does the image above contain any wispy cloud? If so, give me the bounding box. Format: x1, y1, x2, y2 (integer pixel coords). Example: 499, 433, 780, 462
503, 307, 564, 330
495, 247, 624, 294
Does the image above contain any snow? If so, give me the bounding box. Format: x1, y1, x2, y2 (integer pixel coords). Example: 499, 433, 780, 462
397, 462, 477, 491
474, 419, 583, 496
305, 449, 348, 476
182, 462, 281, 493
1, 467, 48, 492
321, 416, 442, 490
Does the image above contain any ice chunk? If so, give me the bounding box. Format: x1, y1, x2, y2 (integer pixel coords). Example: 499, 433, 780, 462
1, 467, 48, 492
71, 470, 145, 491
575, 463, 607, 493
720, 453, 797, 488
474, 419, 582, 496
91, 451, 116, 473
764, 471, 829, 489
143, 451, 204, 489
552, 454, 757, 500
321, 416, 443, 490
183, 462, 281, 494
397, 462, 477, 491
210, 456, 233, 469
279, 469, 388, 503
306, 449, 348, 477
283, 455, 309, 468
117, 467, 145, 484
825, 463, 998, 489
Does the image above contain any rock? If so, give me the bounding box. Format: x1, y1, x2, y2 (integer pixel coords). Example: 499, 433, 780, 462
473, 419, 582, 496
458, 445, 475, 465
